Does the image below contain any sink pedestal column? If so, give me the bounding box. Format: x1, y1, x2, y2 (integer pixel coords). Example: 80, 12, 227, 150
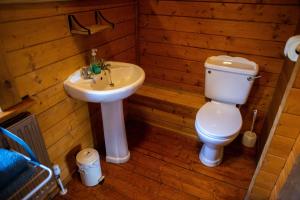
101, 100, 130, 163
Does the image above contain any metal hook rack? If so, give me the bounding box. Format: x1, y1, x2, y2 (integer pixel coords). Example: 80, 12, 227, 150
68, 10, 115, 35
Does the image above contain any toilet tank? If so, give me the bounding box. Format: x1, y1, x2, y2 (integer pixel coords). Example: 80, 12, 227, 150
204, 55, 259, 105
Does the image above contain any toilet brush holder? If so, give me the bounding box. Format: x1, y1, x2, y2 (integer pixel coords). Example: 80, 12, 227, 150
242, 131, 257, 148
242, 109, 258, 148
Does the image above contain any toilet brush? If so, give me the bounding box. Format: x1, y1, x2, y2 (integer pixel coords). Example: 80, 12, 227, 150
242, 109, 258, 148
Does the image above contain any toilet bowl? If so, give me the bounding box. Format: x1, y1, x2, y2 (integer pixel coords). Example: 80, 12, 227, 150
195, 101, 242, 167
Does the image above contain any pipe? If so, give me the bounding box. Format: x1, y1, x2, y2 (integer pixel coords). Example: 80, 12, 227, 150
52, 164, 68, 196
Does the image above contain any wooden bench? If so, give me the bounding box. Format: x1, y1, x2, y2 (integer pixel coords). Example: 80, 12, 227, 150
127, 84, 206, 137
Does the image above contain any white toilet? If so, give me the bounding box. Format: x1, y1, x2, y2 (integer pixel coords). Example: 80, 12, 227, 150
195, 55, 259, 167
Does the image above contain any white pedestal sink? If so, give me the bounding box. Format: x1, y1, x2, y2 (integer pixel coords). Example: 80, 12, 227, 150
64, 61, 145, 163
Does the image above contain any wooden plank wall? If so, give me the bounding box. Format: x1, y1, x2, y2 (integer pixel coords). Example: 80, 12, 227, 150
0, 0, 137, 182
0, 40, 21, 110
138, 0, 300, 138
250, 66, 300, 199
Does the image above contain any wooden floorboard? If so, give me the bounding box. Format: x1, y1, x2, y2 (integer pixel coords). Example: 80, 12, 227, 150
55, 120, 256, 200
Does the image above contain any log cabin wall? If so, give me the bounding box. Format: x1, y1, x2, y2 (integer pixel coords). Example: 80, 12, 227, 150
249, 65, 300, 199
137, 0, 300, 145
0, 0, 137, 182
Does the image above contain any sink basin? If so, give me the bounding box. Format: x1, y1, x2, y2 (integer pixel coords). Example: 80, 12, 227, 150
64, 61, 145, 103
64, 61, 145, 164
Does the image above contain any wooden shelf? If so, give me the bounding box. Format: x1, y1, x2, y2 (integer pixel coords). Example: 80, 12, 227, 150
0, 97, 35, 123
68, 10, 114, 36
70, 24, 112, 35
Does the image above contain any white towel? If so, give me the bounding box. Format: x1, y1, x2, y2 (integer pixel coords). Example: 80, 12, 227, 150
284, 35, 300, 62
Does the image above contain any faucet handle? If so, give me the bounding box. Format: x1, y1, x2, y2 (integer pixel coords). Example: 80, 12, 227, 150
81, 66, 92, 79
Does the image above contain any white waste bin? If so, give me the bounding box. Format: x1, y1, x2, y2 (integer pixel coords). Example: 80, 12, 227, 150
76, 148, 104, 186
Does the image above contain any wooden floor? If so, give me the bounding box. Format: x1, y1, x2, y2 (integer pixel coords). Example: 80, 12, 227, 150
54, 121, 256, 200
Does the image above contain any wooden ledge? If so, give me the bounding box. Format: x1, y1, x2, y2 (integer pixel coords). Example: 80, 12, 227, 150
133, 84, 206, 110
70, 24, 112, 35
0, 97, 35, 123
68, 10, 114, 36
128, 84, 206, 137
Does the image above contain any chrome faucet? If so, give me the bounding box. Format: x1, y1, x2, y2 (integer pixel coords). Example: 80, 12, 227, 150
80, 59, 114, 86
99, 59, 111, 72
99, 59, 114, 87
80, 59, 109, 80
81, 66, 94, 79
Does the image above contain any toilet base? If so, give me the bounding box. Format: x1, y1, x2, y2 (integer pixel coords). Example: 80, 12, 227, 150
199, 144, 224, 167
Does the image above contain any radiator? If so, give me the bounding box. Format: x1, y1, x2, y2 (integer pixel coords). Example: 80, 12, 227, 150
0, 113, 57, 200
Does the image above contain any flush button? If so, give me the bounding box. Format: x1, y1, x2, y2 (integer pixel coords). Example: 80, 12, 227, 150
208, 70, 211, 74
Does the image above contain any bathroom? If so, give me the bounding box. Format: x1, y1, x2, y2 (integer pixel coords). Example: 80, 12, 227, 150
0, 0, 299, 199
